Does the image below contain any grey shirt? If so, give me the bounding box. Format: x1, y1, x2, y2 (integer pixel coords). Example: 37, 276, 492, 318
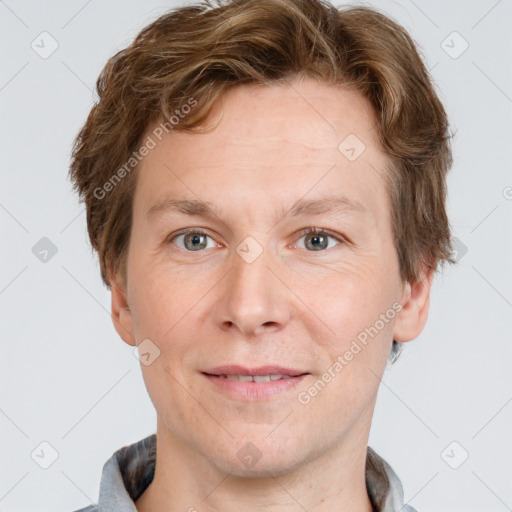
73, 434, 418, 512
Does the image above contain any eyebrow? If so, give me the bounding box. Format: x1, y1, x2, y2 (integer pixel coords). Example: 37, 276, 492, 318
146, 194, 369, 222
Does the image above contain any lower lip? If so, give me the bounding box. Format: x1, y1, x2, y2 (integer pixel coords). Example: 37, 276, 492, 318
203, 373, 309, 400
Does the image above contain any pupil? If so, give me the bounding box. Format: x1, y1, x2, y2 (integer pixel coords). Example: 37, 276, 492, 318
186, 233, 206, 251
307, 233, 327, 250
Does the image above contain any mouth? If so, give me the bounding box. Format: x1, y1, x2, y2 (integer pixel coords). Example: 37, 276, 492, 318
203, 365, 308, 378
206, 374, 299, 382
201, 365, 310, 400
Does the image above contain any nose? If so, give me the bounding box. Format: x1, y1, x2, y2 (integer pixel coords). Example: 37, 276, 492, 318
214, 240, 292, 338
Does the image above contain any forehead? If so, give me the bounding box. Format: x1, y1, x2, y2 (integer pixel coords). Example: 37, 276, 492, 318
134, 78, 390, 226
172, 79, 382, 161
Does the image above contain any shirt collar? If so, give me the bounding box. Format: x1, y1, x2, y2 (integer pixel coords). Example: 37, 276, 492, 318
95, 434, 417, 512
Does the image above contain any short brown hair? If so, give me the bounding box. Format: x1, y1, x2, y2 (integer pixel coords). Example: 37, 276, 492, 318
68, 0, 455, 360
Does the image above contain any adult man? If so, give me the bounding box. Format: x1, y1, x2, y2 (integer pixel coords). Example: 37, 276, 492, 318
69, 0, 454, 510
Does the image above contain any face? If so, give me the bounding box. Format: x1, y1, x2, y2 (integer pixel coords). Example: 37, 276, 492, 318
112, 77, 427, 477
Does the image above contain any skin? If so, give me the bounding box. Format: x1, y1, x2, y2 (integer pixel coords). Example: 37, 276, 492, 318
110, 76, 433, 512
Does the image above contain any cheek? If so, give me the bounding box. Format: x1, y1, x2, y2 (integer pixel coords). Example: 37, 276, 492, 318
300, 255, 394, 329
295, 255, 398, 372
129, 261, 198, 340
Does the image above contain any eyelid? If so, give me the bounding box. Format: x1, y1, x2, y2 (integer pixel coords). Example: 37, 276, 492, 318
299, 227, 345, 243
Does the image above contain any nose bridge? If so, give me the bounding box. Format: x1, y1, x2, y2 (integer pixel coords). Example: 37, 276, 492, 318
216, 235, 291, 336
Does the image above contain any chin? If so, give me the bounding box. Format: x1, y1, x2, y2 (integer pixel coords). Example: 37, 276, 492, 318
204, 435, 309, 478
214, 453, 305, 479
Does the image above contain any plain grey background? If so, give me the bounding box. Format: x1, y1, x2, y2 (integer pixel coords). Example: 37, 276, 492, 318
1, 0, 511, 510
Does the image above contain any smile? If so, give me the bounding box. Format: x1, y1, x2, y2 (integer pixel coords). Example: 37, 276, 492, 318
214, 374, 294, 381
202, 372, 309, 400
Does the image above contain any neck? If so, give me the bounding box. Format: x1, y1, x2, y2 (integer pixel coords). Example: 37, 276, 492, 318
135, 421, 374, 512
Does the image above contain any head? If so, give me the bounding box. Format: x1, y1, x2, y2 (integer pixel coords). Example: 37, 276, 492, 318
69, 0, 454, 476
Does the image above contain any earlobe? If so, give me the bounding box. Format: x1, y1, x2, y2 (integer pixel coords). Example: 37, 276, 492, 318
393, 268, 434, 343
110, 272, 136, 347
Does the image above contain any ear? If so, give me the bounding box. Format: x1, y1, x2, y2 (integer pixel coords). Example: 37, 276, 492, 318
110, 268, 136, 347
393, 266, 434, 343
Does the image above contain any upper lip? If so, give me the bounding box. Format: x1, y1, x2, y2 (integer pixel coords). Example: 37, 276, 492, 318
203, 365, 308, 377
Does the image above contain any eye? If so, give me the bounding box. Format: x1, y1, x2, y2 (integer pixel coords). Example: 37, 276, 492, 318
295, 227, 344, 251
167, 229, 219, 252
165, 227, 344, 253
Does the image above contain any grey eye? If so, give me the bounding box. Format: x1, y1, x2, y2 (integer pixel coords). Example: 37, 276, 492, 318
297, 230, 341, 251
170, 230, 217, 251
305, 232, 329, 250
183, 232, 209, 251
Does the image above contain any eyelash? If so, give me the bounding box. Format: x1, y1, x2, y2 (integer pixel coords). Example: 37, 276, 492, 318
166, 227, 345, 253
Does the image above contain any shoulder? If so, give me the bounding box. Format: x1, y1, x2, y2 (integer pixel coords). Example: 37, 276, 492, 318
71, 506, 98, 511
